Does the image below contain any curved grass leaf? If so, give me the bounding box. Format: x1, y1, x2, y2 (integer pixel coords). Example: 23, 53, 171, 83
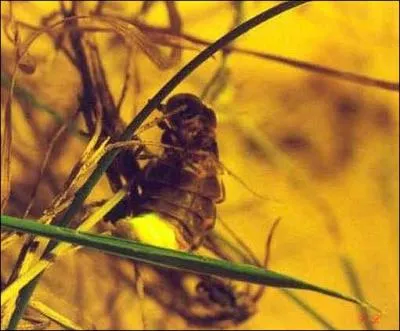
1, 214, 377, 312
208, 230, 337, 330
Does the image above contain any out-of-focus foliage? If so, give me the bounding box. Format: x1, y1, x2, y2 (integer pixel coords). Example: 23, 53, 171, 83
1, 1, 398, 330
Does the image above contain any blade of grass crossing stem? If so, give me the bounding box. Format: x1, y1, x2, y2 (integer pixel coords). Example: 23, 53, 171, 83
5, 2, 309, 329
1, 215, 380, 313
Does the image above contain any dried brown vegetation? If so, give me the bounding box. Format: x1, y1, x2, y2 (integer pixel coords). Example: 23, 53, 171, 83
1, 1, 398, 330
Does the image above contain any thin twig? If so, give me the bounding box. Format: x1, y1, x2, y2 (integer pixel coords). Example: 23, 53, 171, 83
23, 114, 78, 218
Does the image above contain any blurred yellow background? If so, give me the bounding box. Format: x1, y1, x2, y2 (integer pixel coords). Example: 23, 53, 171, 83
1, 1, 398, 330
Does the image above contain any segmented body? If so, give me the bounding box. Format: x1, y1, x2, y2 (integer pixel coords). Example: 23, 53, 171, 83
138, 93, 224, 249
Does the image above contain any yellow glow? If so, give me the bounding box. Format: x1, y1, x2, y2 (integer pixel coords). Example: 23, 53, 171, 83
115, 213, 179, 250
1, 1, 398, 329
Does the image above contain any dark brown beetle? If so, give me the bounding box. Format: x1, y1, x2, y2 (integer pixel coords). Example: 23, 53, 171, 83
137, 93, 225, 249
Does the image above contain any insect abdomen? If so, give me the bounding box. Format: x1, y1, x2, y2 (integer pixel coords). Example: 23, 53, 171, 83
140, 160, 222, 248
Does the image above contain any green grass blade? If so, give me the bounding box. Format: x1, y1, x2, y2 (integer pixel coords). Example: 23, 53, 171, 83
209, 231, 338, 329
1, 214, 374, 310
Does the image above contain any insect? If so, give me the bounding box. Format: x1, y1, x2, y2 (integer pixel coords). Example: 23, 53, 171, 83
135, 93, 225, 250
140, 217, 276, 328
143, 270, 262, 328
194, 276, 258, 324
116, 93, 270, 327
2, 1, 397, 330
